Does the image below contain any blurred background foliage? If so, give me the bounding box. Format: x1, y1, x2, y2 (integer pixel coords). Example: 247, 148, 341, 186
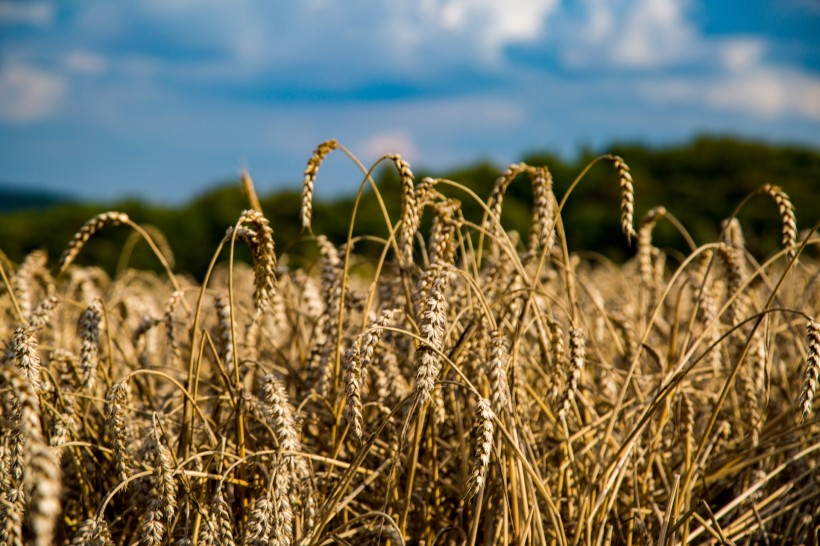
1, 135, 818, 279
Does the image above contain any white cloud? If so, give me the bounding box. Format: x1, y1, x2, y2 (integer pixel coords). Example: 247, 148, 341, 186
565, 0, 699, 69
0, 2, 53, 26
612, 0, 698, 68
0, 63, 65, 122
65, 50, 107, 75
719, 38, 765, 72
640, 64, 820, 121
358, 130, 419, 163
420, 0, 560, 60
706, 67, 820, 120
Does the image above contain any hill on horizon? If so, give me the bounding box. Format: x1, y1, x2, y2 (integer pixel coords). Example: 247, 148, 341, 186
0, 181, 75, 213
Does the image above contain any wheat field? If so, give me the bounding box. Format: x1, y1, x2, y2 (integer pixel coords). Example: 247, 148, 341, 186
1, 143, 818, 545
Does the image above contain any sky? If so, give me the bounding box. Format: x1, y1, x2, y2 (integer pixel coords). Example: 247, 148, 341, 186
0, 0, 818, 204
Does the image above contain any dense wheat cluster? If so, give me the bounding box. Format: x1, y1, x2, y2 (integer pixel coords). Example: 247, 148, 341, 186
1, 146, 818, 546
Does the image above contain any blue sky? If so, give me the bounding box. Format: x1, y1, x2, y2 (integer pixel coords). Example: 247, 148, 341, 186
0, 0, 818, 203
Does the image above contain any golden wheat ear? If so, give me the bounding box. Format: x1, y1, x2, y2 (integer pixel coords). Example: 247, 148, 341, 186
799, 320, 820, 423
606, 155, 637, 244
301, 139, 340, 232
760, 183, 798, 261
58, 211, 129, 274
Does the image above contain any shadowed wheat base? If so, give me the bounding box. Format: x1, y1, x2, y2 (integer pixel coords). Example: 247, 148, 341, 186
1, 144, 819, 546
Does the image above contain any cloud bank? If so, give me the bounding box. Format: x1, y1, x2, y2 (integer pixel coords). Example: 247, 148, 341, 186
0, 0, 817, 201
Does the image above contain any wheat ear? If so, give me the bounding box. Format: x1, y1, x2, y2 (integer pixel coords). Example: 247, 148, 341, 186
414, 266, 449, 403
798, 320, 820, 422
301, 139, 339, 231
385, 154, 417, 266
79, 298, 103, 390
1, 365, 61, 546
607, 155, 637, 243
11, 249, 48, 319
483, 163, 528, 241
211, 487, 236, 546
0, 495, 23, 546
528, 166, 556, 256
9, 327, 42, 392
259, 374, 306, 478
213, 295, 233, 370
146, 419, 177, 526
344, 309, 399, 440
27, 295, 59, 333
760, 184, 798, 261
557, 327, 586, 421
70, 517, 114, 546
547, 318, 566, 402
58, 211, 129, 274
236, 210, 277, 317
637, 206, 667, 291
105, 380, 132, 485
721, 217, 745, 250
466, 398, 495, 499
487, 330, 512, 416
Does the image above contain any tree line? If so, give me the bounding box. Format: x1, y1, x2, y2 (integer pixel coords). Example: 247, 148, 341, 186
1, 135, 817, 278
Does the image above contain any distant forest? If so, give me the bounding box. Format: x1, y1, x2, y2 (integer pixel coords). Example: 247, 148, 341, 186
1, 135, 818, 278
